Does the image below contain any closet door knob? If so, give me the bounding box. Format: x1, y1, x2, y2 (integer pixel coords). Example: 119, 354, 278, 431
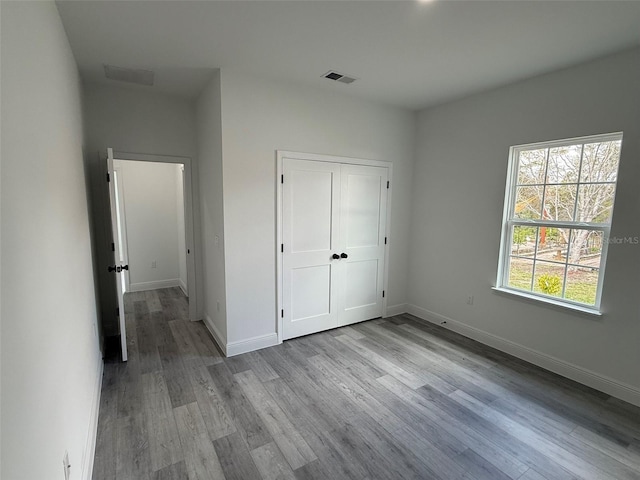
340, 253, 348, 259
332, 254, 340, 260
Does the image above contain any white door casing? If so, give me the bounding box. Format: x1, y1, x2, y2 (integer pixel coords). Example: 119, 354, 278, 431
279, 153, 390, 341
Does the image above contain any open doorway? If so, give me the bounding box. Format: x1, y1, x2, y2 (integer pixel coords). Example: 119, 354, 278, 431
113, 159, 188, 296
106, 149, 197, 361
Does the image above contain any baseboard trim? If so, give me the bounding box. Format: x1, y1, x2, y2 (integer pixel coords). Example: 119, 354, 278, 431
203, 313, 227, 356
128, 279, 181, 292
178, 279, 188, 297
227, 333, 279, 357
406, 304, 640, 408
384, 303, 407, 317
81, 356, 104, 480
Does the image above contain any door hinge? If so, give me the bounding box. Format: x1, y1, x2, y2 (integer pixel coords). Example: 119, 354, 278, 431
111, 242, 115, 252
187, 249, 190, 254
386, 180, 389, 189
382, 290, 385, 298
107, 172, 111, 182
281, 174, 284, 184
281, 309, 284, 318
281, 244, 284, 253
384, 237, 387, 245
116, 306, 120, 317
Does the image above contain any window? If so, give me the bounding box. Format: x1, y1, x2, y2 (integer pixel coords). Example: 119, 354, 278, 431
496, 132, 623, 312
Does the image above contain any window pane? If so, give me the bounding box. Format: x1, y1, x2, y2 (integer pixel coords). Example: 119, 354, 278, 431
564, 267, 599, 306
508, 257, 533, 291
575, 183, 616, 224
533, 261, 565, 298
511, 225, 537, 257
543, 184, 577, 222
514, 186, 543, 219
517, 148, 547, 185
535, 226, 568, 263
566, 229, 603, 267
547, 145, 581, 183
580, 140, 621, 183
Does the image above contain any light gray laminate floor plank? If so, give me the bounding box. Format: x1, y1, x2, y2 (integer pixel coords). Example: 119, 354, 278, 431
151, 461, 189, 480
250, 442, 297, 480
115, 413, 150, 480
92, 292, 640, 480
173, 402, 225, 480
141, 371, 183, 472
207, 362, 273, 450
235, 369, 317, 469
213, 432, 263, 480
186, 365, 237, 440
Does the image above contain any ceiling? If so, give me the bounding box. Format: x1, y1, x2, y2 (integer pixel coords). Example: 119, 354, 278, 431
56, 0, 640, 110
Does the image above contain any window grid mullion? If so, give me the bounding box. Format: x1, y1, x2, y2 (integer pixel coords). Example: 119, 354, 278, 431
530, 226, 540, 292
540, 148, 551, 222
572, 144, 586, 221
560, 229, 572, 298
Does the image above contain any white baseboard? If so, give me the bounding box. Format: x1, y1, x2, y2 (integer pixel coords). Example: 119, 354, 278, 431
384, 303, 407, 317
81, 356, 104, 480
128, 279, 181, 292
203, 313, 227, 356
178, 278, 188, 297
226, 333, 279, 357
406, 304, 640, 408
202, 313, 279, 357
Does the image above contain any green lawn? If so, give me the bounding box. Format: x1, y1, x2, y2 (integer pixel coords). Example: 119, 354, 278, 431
508, 258, 598, 305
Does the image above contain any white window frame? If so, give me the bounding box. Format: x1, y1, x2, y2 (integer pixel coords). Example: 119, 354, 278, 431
495, 132, 623, 315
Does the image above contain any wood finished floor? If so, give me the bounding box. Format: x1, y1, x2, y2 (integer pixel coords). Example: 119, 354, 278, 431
93, 288, 640, 480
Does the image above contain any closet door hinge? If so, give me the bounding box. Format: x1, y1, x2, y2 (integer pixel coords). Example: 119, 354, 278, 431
386, 180, 389, 189
111, 242, 115, 252
382, 290, 385, 298
384, 237, 387, 245
281, 174, 284, 184
281, 244, 284, 253
281, 309, 284, 318
107, 172, 110, 182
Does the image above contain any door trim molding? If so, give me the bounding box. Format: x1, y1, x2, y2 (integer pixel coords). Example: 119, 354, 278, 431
112, 150, 199, 322
276, 150, 393, 344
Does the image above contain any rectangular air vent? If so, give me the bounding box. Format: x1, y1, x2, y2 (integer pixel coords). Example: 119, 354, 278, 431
323, 70, 357, 85
104, 64, 155, 86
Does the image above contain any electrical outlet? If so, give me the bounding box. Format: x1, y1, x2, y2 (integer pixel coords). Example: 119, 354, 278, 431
62, 451, 71, 480
151, 260, 157, 268
466, 295, 474, 305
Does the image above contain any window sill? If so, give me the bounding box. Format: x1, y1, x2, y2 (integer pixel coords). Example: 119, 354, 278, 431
491, 287, 602, 317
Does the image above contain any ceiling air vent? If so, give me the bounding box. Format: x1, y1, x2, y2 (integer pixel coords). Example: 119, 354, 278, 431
104, 64, 155, 86
323, 70, 357, 85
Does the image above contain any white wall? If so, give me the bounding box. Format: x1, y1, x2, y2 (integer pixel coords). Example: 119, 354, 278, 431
408, 48, 640, 404
195, 71, 227, 343
1, 2, 102, 478
83, 83, 200, 333
218, 69, 416, 346
176, 165, 188, 294
114, 160, 183, 291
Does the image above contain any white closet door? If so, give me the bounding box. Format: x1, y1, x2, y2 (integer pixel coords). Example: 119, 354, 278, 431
282, 159, 341, 340
338, 164, 388, 326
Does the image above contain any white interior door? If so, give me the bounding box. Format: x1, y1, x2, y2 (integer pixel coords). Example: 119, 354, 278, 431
282, 159, 341, 340
112, 167, 130, 293
338, 164, 388, 325
107, 148, 128, 361
281, 157, 389, 340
